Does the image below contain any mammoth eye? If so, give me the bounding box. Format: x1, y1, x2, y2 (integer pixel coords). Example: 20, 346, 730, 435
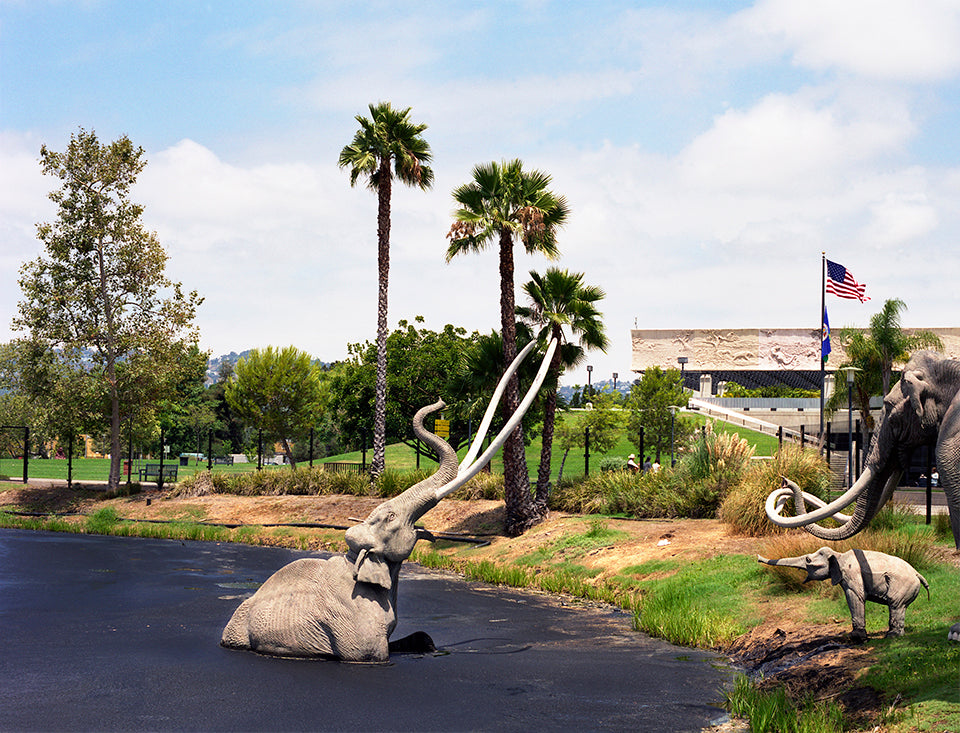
388, 512, 397, 522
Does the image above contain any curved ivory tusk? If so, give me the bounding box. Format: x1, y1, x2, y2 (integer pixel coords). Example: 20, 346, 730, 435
436, 338, 558, 500
458, 339, 540, 476
764, 472, 868, 528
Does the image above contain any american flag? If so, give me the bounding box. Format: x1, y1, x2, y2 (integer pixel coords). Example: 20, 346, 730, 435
826, 259, 869, 302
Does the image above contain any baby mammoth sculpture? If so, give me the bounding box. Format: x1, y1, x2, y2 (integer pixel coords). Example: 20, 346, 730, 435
221, 338, 558, 662
758, 547, 929, 641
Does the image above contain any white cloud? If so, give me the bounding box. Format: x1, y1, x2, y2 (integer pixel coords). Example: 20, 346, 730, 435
742, 0, 960, 81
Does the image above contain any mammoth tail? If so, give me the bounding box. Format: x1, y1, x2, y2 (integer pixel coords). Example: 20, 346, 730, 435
918, 572, 930, 601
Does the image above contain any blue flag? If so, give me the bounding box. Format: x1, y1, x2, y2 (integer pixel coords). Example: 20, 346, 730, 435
821, 307, 831, 362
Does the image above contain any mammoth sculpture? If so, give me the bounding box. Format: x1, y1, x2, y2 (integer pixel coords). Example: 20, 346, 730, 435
758, 547, 929, 640
221, 338, 558, 662
766, 351, 960, 550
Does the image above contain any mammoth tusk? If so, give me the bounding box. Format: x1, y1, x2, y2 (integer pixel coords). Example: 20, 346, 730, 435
765, 473, 866, 528
458, 339, 540, 476
435, 337, 559, 501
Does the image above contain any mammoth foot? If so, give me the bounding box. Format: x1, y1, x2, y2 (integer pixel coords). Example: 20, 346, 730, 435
949, 623, 960, 643
388, 630, 436, 655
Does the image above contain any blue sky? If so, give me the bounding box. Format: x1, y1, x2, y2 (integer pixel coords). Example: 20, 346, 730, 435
2, 0, 959, 385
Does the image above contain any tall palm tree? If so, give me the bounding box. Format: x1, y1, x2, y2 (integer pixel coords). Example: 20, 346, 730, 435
829, 298, 942, 435
339, 102, 433, 477
518, 268, 608, 505
446, 159, 569, 535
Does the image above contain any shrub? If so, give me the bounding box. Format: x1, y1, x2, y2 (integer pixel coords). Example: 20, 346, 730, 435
599, 457, 629, 472
450, 471, 504, 500
719, 445, 830, 536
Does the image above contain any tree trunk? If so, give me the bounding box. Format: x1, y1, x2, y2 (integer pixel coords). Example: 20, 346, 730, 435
282, 436, 296, 470
535, 339, 563, 507
372, 159, 392, 479
498, 228, 540, 535
97, 238, 122, 491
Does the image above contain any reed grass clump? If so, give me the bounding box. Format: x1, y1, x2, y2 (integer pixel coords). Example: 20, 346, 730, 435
719, 445, 830, 536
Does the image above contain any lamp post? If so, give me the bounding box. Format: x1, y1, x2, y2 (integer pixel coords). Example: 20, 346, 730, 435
613, 372, 618, 392
842, 367, 859, 488
586, 364, 593, 400
678, 356, 688, 391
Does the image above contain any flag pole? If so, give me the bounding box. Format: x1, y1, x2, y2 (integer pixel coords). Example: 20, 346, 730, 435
819, 252, 826, 450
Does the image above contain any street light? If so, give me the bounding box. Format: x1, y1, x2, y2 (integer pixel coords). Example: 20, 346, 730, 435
842, 367, 860, 488
678, 356, 689, 391
586, 364, 593, 399
613, 372, 618, 392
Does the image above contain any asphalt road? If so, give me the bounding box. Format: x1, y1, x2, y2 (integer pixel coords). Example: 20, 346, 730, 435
0, 529, 733, 732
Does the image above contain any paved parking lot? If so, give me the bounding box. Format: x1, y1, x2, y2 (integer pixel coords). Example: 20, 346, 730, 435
0, 529, 733, 732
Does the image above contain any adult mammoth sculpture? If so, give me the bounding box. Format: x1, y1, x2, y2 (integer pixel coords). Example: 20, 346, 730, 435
221, 338, 558, 662
766, 350, 960, 550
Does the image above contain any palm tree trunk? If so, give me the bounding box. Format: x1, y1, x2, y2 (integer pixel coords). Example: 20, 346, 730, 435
498, 229, 539, 535
535, 340, 563, 506
372, 159, 392, 478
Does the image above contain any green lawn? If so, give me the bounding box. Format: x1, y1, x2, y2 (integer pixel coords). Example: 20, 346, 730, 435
0, 408, 799, 485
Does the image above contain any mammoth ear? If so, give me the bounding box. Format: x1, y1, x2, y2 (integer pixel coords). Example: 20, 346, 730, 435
827, 553, 844, 586
355, 552, 393, 590
902, 370, 926, 419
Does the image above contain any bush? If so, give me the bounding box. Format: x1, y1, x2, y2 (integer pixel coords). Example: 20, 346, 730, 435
450, 471, 504, 500
599, 457, 629, 472
719, 446, 830, 536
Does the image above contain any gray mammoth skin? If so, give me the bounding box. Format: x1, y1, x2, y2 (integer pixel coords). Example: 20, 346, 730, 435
758, 547, 929, 641
220, 399, 457, 663
767, 351, 960, 550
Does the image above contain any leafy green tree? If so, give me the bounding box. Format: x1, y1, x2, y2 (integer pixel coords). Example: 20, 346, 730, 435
579, 393, 623, 458
626, 367, 691, 464
339, 103, 434, 479
13, 129, 202, 489
827, 298, 942, 435
225, 346, 324, 469
327, 319, 480, 459
517, 268, 608, 505
446, 159, 570, 535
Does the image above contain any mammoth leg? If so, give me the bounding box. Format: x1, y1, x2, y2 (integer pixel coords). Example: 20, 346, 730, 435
887, 604, 907, 638
842, 586, 868, 642
936, 395, 960, 549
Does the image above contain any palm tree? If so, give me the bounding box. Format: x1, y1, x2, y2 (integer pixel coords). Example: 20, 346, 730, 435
829, 298, 943, 435
518, 268, 608, 505
339, 103, 433, 478
446, 160, 569, 535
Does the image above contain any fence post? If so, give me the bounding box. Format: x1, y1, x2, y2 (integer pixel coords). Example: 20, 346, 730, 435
257, 429, 263, 471
207, 431, 213, 471
309, 428, 315, 468
638, 426, 644, 467
800, 424, 805, 449
22, 427, 29, 484
67, 432, 73, 489
158, 427, 165, 490
584, 427, 590, 478
777, 425, 783, 450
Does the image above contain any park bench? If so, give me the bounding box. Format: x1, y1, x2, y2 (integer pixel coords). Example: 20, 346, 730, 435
138, 463, 178, 484
322, 461, 364, 474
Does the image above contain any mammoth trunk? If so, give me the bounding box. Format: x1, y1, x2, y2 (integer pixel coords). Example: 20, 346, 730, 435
799, 462, 901, 543
392, 400, 459, 525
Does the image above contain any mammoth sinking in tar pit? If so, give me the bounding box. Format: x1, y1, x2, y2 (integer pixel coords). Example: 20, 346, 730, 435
220, 339, 558, 663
